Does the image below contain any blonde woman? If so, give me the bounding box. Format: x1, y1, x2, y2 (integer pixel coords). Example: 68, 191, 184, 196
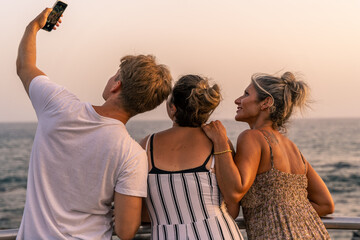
203, 72, 334, 239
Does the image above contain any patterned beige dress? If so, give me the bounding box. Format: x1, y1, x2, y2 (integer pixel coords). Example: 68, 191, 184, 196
241, 132, 331, 240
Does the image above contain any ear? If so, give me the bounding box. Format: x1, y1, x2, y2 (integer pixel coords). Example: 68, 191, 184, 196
261, 96, 274, 110
169, 102, 177, 115
110, 81, 121, 93
167, 101, 177, 121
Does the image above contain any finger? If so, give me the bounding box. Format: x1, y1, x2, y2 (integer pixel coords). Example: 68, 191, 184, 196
36, 8, 53, 29
201, 124, 209, 131
44, 8, 53, 16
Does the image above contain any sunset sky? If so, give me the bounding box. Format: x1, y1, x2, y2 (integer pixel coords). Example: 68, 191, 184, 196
1, 0, 360, 122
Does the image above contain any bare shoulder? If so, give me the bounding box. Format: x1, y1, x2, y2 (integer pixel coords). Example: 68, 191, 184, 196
279, 134, 306, 159
237, 129, 264, 145
138, 128, 170, 149
236, 129, 267, 155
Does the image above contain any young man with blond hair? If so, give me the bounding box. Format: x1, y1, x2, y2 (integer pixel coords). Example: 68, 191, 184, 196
16, 8, 172, 240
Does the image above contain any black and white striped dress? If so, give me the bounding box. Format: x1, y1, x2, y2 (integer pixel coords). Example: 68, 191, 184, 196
146, 134, 243, 240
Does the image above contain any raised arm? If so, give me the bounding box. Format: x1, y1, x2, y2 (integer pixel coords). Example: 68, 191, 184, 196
16, 8, 62, 94
305, 159, 335, 216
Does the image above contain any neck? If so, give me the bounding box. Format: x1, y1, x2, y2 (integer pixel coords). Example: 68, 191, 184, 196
92, 101, 131, 124
248, 117, 273, 130
171, 121, 201, 129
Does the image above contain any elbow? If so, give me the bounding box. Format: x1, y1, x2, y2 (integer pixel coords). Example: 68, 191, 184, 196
318, 200, 335, 217
323, 196, 335, 215
324, 201, 335, 216
223, 192, 243, 205
16, 58, 22, 77
228, 186, 248, 204
114, 222, 140, 240
16, 58, 27, 78
231, 185, 247, 203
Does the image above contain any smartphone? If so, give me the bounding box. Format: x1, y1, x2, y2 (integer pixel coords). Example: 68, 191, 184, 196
42, 1, 68, 31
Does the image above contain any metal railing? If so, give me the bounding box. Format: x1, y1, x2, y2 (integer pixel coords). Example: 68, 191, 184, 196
1, 216, 360, 240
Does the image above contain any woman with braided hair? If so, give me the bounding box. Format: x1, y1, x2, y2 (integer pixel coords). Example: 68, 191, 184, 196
202, 72, 334, 239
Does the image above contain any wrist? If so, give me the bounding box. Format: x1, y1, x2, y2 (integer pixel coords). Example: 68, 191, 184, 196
212, 141, 230, 152
27, 21, 42, 33
213, 149, 232, 155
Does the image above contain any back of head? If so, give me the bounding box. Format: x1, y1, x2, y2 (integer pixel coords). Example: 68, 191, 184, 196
118, 55, 173, 116
251, 71, 310, 131
171, 75, 221, 127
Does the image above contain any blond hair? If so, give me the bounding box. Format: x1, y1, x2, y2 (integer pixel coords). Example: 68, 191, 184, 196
251, 71, 310, 132
117, 55, 172, 116
171, 75, 221, 127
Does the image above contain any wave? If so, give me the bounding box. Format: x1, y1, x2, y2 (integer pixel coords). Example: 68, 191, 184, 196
0, 176, 27, 193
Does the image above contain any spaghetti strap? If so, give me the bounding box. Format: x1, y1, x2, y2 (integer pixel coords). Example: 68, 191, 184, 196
258, 130, 274, 168
201, 147, 214, 168
209, 156, 215, 173
209, 147, 215, 172
145, 134, 151, 152
149, 133, 156, 169
299, 151, 307, 173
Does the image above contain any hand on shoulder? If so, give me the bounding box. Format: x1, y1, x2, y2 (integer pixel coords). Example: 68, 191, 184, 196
202, 120, 228, 146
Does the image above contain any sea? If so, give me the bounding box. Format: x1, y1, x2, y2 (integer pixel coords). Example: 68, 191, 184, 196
0, 118, 359, 239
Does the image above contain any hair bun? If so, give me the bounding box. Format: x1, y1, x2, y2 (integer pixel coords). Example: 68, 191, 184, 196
208, 84, 220, 97
172, 74, 221, 127
198, 81, 208, 90
281, 72, 296, 84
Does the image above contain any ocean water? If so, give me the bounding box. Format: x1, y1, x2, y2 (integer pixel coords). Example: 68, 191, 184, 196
0, 118, 359, 239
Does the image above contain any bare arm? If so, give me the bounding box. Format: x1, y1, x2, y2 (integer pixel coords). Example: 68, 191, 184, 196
221, 130, 264, 218
226, 201, 241, 219
233, 130, 262, 201
202, 121, 242, 205
141, 198, 151, 223
16, 8, 62, 94
202, 122, 262, 204
216, 137, 241, 218
113, 192, 142, 240
138, 136, 151, 223
306, 160, 335, 216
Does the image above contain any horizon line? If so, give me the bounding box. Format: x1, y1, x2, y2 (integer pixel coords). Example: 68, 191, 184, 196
1, 116, 359, 124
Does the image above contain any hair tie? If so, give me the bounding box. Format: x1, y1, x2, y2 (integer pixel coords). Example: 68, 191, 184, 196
253, 79, 274, 107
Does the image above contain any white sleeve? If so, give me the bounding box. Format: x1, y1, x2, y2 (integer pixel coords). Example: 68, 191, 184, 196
29, 75, 79, 119
115, 150, 148, 198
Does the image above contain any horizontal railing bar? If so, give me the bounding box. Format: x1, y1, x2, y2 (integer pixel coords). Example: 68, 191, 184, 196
321, 216, 360, 230
1, 216, 359, 239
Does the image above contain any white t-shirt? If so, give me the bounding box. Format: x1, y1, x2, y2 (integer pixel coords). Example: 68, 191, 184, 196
17, 76, 148, 240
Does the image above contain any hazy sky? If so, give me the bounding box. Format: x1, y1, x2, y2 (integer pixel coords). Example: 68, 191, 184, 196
1, 0, 360, 122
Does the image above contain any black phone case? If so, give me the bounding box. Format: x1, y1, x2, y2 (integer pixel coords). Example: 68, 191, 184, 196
42, 1, 68, 32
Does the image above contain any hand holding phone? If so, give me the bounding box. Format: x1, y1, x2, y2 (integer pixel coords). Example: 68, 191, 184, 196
42, 1, 67, 31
